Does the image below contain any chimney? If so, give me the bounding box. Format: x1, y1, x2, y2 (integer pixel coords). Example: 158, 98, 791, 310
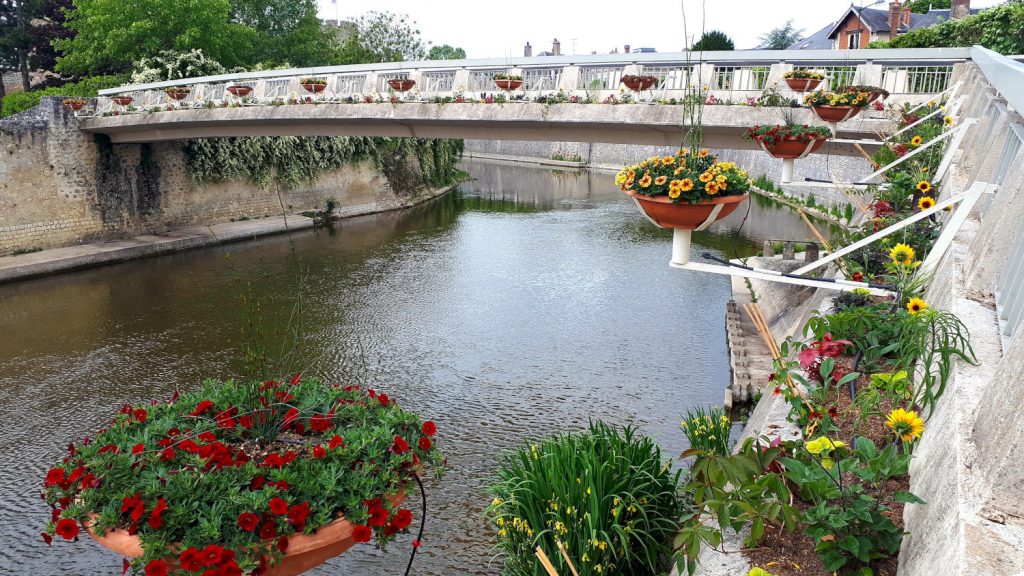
624, 44, 631, 54
524, 42, 532, 57
951, 0, 970, 19
903, 3, 912, 26
552, 38, 561, 56
888, 2, 903, 39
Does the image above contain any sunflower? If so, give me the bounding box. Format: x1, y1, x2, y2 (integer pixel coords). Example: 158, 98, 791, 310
918, 196, 936, 210
668, 187, 682, 199
654, 175, 668, 186
699, 172, 714, 183
910, 135, 923, 147
886, 408, 924, 442
917, 180, 932, 193
889, 243, 916, 266
705, 181, 720, 195
639, 174, 653, 188
680, 178, 694, 191
906, 297, 928, 315
662, 156, 675, 165
944, 115, 954, 126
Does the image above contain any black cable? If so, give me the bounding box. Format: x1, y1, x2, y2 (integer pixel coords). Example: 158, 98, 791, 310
700, 252, 895, 290
402, 473, 427, 576
850, 350, 863, 401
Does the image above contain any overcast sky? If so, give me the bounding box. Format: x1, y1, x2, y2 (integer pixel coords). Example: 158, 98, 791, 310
316, 0, 1002, 57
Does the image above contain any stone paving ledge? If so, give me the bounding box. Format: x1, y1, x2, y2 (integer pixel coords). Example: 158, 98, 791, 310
0, 215, 315, 284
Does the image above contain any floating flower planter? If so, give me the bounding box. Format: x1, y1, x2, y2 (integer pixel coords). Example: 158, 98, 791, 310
386, 79, 416, 92
804, 90, 871, 123
783, 69, 824, 93
617, 149, 751, 265
164, 87, 191, 100
493, 74, 523, 91
227, 85, 253, 97
621, 74, 659, 92
41, 378, 444, 576
300, 78, 327, 93
743, 124, 832, 159
112, 96, 133, 106
62, 98, 87, 111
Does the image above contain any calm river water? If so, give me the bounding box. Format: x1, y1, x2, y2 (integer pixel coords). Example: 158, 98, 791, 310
0, 159, 822, 575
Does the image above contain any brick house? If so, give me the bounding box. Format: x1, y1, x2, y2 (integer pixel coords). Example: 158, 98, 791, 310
790, 0, 978, 50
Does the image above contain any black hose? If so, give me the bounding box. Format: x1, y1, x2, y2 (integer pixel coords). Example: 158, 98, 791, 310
850, 350, 864, 401
402, 473, 427, 576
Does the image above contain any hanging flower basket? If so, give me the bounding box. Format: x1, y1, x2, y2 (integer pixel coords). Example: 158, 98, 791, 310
810, 105, 863, 123
41, 378, 444, 576
112, 96, 134, 106
621, 75, 658, 92
616, 148, 751, 230
164, 87, 191, 101
842, 85, 889, 103
227, 85, 253, 97
299, 78, 327, 94
743, 124, 832, 159
804, 90, 870, 123
62, 98, 87, 111
387, 79, 416, 92
785, 78, 822, 92
494, 78, 523, 91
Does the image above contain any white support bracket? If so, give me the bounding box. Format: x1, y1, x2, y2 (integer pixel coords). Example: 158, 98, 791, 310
674, 261, 891, 296
920, 182, 997, 273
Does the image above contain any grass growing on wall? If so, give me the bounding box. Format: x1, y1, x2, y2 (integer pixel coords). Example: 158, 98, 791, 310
182, 136, 464, 191
1, 76, 128, 118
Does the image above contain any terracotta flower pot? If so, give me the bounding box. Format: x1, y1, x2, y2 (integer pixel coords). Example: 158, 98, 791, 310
494, 79, 523, 91
622, 190, 749, 229
227, 86, 252, 97
811, 105, 862, 123
112, 96, 133, 106
621, 77, 658, 92
302, 83, 327, 94
757, 136, 827, 159
86, 491, 406, 576
785, 78, 822, 92
387, 79, 416, 92
166, 91, 190, 101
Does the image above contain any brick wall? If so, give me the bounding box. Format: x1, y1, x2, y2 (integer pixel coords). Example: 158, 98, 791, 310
0, 98, 409, 255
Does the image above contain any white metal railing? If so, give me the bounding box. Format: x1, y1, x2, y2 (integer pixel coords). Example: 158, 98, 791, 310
578, 66, 622, 90
521, 67, 561, 91
468, 69, 502, 91
881, 65, 953, 94
712, 66, 770, 92
421, 71, 456, 93
994, 125, 1024, 343
641, 65, 693, 91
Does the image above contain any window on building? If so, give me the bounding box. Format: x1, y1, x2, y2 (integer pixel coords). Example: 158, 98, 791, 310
847, 31, 861, 49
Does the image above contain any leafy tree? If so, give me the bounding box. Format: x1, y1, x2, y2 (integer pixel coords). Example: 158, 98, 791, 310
691, 30, 735, 51
0, 0, 39, 90
130, 49, 227, 84
28, 0, 73, 74
908, 0, 950, 13
341, 11, 426, 63
869, 1, 1024, 55
760, 20, 804, 50
427, 44, 466, 60
228, 0, 340, 67
54, 0, 256, 75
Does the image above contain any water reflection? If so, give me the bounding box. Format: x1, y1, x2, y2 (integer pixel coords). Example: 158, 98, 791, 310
0, 158, 814, 575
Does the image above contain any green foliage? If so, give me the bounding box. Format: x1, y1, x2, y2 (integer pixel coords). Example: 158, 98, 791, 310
691, 30, 735, 51
181, 136, 464, 191
427, 44, 466, 60
340, 11, 426, 64
487, 421, 685, 576
41, 377, 445, 574
130, 49, 227, 84
869, 1, 1024, 54
897, 309, 976, 418
759, 19, 804, 49
680, 406, 733, 457
0, 74, 127, 117
908, 0, 950, 12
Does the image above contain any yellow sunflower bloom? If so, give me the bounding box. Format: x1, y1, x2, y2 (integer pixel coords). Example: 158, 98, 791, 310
917, 180, 932, 193
886, 408, 924, 442
944, 116, 954, 126
680, 178, 694, 191
918, 196, 936, 211
639, 174, 653, 188
662, 156, 675, 165
910, 135, 923, 147
907, 297, 928, 315
890, 243, 916, 266
654, 175, 668, 186
699, 172, 714, 183
705, 181, 720, 195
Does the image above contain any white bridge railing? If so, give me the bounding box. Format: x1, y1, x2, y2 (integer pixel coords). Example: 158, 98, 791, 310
95, 48, 973, 112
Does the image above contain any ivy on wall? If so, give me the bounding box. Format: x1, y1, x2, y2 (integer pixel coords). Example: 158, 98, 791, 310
181, 136, 464, 191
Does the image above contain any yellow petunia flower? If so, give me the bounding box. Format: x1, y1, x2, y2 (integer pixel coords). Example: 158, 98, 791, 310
639, 174, 653, 188
674, 166, 686, 176
907, 297, 928, 315
662, 155, 676, 165
889, 243, 916, 266
698, 148, 710, 158
699, 172, 714, 183
886, 408, 924, 442
918, 196, 936, 211
680, 178, 694, 191
705, 182, 720, 195
668, 188, 681, 199
654, 175, 668, 186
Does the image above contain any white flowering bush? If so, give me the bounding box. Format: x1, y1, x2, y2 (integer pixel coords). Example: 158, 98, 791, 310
130, 49, 228, 84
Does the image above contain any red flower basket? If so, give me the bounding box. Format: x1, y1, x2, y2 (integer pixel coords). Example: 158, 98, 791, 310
811, 105, 863, 123
166, 90, 190, 101
227, 85, 252, 97
63, 101, 85, 111
301, 83, 327, 94
621, 75, 658, 92
757, 136, 828, 159
622, 190, 749, 230
112, 96, 133, 106
386, 79, 416, 92
785, 78, 822, 92
494, 79, 523, 91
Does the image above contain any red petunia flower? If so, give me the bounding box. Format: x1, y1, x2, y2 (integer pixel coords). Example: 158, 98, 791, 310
392, 509, 413, 530
277, 536, 289, 553
851, 272, 864, 282
367, 506, 388, 527
148, 498, 167, 530
237, 512, 259, 532
251, 476, 266, 490
40, 532, 53, 546
418, 436, 432, 451
201, 544, 224, 567
160, 448, 175, 461
412, 539, 421, 548
288, 502, 311, 530
55, 518, 79, 541
352, 524, 373, 543
259, 521, 277, 540
190, 400, 214, 416
422, 421, 437, 436
263, 454, 284, 468
178, 548, 203, 571
44, 467, 65, 488
377, 393, 390, 407
312, 446, 326, 459
269, 497, 288, 515
329, 435, 344, 450
275, 480, 289, 490
132, 443, 145, 455
144, 559, 168, 576
197, 431, 217, 442
392, 436, 409, 454
133, 408, 147, 423
239, 415, 253, 429
309, 414, 333, 432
